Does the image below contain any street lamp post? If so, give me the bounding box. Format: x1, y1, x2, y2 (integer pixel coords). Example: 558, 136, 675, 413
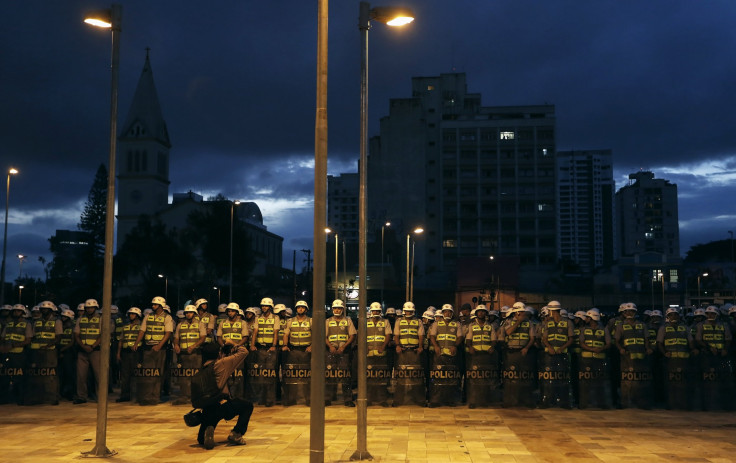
310, 1, 329, 459
82, 3, 121, 457
213, 286, 220, 307
356, 6, 413, 458
1, 167, 19, 305
158, 274, 168, 300
697, 272, 709, 307
380, 221, 390, 305
405, 227, 423, 302
229, 200, 240, 301
325, 228, 339, 300
17, 254, 26, 279
18, 285, 23, 304
729, 231, 734, 303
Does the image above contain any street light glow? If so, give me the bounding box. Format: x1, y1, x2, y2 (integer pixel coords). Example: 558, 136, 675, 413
8, 168, 18, 175
371, 6, 415, 26
84, 9, 112, 28
414, 227, 424, 234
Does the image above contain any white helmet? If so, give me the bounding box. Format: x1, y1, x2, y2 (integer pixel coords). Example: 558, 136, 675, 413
547, 300, 562, 310
273, 303, 287, 314
175, 310, 185, 319
369, 302, 382, 312
236, 307, 245, 317
77, 303, 85, 312
127, 307, 142, 317
643, 309, 652, 317
218, 303, 227, 313
1, 304, 12, 312
260, 297, 274, 307
705, 305, 719, 314
61, 308, 75, 319
396, 309, 404, 317
619, 302, 637, 313
143, 308, 153, 316
151, 296, 166, 306
332, 299, 345, 309
560, 309, 569, 318
245, 306, 261, 317
574, 310, 587, 320
586, 308, 600, 321
58, 303, 70, 311
284, 307, 293, 317
426, 306, 437, 315
110, 305, 119, 314
422, 310, 434, 320
511, 302, 526, 313
403, 302, 415, 312
650, 310, 663, 318
226, 302, 240, 312
471, 305, 489, 317
489, 310, 499, 317
31, 305, 40, 313
163, 304, 171, 314
295, 300, 309, 310
666, 307, 680, 317
184, 304, 198, 314
39, 300, 57, 311
729, 306, 736, 315
693, 308, 706, 317
500, 306, 510, 317
85, 299, 99, 308
12, 303, 25, 312
195, 298, 208, 308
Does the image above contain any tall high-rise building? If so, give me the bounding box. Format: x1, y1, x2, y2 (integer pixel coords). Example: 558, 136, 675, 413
368, 73, 556, 290
327, 173, 359, 242
615, 170, 680, 259
556, 150, 615, 273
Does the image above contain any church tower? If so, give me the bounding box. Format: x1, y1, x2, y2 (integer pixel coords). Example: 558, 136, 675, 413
116, 51, 171, 249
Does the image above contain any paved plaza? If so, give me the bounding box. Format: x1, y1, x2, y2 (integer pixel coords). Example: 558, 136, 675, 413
1, 401, 735, 462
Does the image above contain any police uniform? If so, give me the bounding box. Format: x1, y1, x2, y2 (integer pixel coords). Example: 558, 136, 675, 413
26, 312, 62, 405
540, 312, 573, 408
428, 318, 461, 406
198, 312, 216, 344
657, 317, 693, 410
58, 317, 77, 400
218, 316, 249, 400
465, 318, 502, 407
136, 310, 174, 405
392, 314, 425, 406
695, 315, 734, 410
282, 316, 313, 405
502, 309, 537, 408
365, 315, 392, 405
325, 313, 357, 405
173, 316, 206, 404
615, 317, 653, 409
1, 312, 32, 404
74, 310, 103, 403
578, 322, 612, 409
117, 318, 141, 402
250, 312, 280, 406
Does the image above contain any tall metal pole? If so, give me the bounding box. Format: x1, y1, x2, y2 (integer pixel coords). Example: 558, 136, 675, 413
380, 224, 385, 305
405, 233, 410, 301
84, 4, 121, 457
334, 233, 339, 300
1, 169, 17, 305
410, 239, 415, 301
729, 231, 734, 303
310, 0, 328, 460
229, 201, 234, 301
352, 3, 371, 459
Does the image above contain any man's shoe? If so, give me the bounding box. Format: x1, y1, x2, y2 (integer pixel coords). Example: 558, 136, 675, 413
344, 400, 356, 407
227, 431, 246, 446
203, 426, 215, 450
73, 398, 87, 404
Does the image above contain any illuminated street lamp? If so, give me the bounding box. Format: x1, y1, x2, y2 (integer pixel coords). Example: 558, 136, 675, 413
325, 228, 339, 300
158, 274, 168, 300
405, 227, 423, 301
356, 6, 413, 458
82, 4, 121, 457
1, 167, 19, 305
17, 254, 26, 279
697, 272, 709, 306
213, 286, 220, 307
18, 285, 23, 304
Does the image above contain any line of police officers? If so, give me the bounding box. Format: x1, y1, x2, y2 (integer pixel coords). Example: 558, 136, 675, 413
2, 295, 734, 410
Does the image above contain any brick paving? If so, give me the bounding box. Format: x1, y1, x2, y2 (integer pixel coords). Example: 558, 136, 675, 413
1, 401, 735, 462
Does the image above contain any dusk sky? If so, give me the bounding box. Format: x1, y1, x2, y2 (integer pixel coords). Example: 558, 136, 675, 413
2, 1, 735, 282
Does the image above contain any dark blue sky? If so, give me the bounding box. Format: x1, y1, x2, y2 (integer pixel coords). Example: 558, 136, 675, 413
2, 0, 735, 281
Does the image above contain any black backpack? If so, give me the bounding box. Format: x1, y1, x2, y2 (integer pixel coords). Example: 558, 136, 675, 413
191, 361, 224, 408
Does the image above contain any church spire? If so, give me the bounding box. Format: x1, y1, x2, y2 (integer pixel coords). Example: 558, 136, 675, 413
119, 50, 170, 147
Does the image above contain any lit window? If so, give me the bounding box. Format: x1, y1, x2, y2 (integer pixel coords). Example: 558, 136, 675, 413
442, 239, 457, 248
500, 131, 515, 140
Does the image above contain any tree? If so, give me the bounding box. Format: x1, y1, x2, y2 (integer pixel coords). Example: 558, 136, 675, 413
79, 163, 108, 254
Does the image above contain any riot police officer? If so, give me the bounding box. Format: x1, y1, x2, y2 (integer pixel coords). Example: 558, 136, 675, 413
502, 302, 537, 407
539, 301, 573, 408
392, 302, 425, 406
657, 307, 695, 410
172, 304, 206, 405
465, 304, 501, 408
614, 302, 653, 409
74, 299, 103, 404
25, 300, 61, 405
281, 300, 312, 406
133, 296, 174, 405
116, 307, 142, 402
325, 299, 356, 406
0, 304, 31, 404
249, 297, 280, 406
578, 308, 612, 409
695, 305, 734, 410
428, 304, 462, 407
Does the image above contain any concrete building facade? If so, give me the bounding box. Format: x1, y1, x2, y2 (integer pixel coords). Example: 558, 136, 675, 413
556, 149, 615, 273
368, 73, 557, 291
